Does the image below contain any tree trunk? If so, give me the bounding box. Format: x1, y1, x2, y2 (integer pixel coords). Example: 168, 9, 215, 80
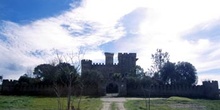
67, 80, 72, 110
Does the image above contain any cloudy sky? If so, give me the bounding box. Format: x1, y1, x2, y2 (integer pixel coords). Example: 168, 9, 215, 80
1, 0, 220, 85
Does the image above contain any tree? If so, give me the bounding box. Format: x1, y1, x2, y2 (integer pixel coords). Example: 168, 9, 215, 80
53, 49, 85, 110
149, 49, 169, 82
149, 49, 198, 86
159, 61, 198, 85
33, 64, 56, 84
55, 63, 79, 85
160, 62, 177, 85
55, 62, 80, 110
135, 65, 145, 78
151, 49, 170, 72
175, 61, 197, 85
32, 62, 81, 110
81, 70, 103, 89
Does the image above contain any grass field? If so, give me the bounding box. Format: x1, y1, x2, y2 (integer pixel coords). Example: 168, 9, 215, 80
0, 95, 102, 110
124, 96, 220, 110
1, 96, 220, 110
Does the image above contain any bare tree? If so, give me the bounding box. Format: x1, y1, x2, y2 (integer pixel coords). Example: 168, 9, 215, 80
54, 48, 85, 110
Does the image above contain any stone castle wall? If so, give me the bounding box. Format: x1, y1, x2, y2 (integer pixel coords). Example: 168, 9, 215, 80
1, 79, 98, 96
1, 79, 219, 99
1, 52, 219, 99
127, 80, 219, 99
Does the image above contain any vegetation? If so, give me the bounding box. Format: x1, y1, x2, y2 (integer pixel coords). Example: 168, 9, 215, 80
18, 61, 82, 110
125, 96, 220, 110
126, 49, 198, 91
3, 49, 202, 109
110, 102, 118, 110
149, 49, 198, 85
0, 95, 102, 110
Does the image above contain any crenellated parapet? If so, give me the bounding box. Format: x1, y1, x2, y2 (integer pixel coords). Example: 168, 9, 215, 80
127, 80, 219, 99
81, 59, 92, 64
118, 52, 136, 56
81, 59, 92, 73
92, 63, 105, 66
91, 63, 118, 66
2, 79, 18, 85
202, 80, 219, 99
203, 80, 218, 87
118, 53, 137, 75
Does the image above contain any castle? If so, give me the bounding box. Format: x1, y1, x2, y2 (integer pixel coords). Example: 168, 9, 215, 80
81, 52, 137, 96
81, 52, 219, 99
0, 52, 219, 99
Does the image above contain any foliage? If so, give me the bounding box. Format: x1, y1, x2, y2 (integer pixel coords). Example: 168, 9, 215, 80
33, 64, 57, 84
160, 61, 197, 85
18, 62, 81, 110
0, 96, 102, 110
81, 70, 104, 87
19, 62, 80, 86
150, 49, 170, 76
127, 65, 157, 89
18, 74, 40, 85
135, 65, 145, 78
149, 49, 198, 85
160, 62, 177, 85
55, 62, 79, 86
175, 61, 197, 85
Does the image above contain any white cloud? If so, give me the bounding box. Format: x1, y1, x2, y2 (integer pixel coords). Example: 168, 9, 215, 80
106, 0, 220, 85
1, 0, 220, 87
1, 0, 141, 79
198, 74, 220, 86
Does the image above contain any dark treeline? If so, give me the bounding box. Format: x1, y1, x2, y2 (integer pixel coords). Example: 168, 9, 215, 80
18, 49, 198, 90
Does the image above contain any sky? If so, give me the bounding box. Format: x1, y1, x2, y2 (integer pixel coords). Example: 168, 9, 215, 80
0, 0, 220, 86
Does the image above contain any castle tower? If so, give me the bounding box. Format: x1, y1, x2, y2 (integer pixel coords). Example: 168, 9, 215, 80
105, 52, 114, 65
118, 53, 137, 76
81, 59, 92, 73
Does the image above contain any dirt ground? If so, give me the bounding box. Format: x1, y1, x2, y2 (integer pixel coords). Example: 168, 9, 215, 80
100, 97, 148, 110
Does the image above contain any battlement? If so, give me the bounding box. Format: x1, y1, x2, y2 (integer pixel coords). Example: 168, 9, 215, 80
3, 79, 18, 83
2, 78, 219, 99
203, 80, 218, 85
92, 63, 118, 66
203, 80, 219, 87
105, 52, 114, 65
118, 53, 136, 56
92, 63, 105, 66
81, 59, 92, 65
2, 79, 18, 86
81, 59, 92, 62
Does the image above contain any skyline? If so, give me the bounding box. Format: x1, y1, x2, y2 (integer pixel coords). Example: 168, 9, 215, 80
0, 0, 220, 86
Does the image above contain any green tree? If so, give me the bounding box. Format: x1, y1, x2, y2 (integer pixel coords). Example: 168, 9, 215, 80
81, 70, 103, 88
151, 49, 170, 72
160, 62, 177, 85
136, 65, 145, 78
55, 63, 79, 85
160, 61, 198, 85
175, 61, 197, 85
54, 62, 80, 110
149, 49, 197, 86
33, 64, 56, 84
149, 49, 169, 82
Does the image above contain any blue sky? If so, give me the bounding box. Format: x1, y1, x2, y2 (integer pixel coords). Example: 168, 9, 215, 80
0, 0, 77, 23
0, 0, 220, 86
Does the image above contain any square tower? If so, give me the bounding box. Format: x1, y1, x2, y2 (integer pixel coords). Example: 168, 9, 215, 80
105, 52, 114, 65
